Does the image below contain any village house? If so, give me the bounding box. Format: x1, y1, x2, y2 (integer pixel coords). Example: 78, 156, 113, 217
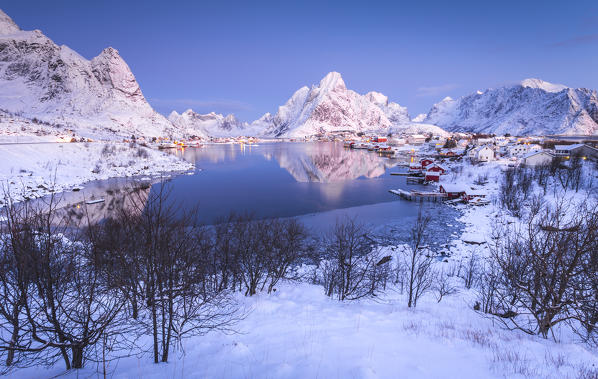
505, 143, 542, 158
468, 145, 495, 162
521, 150, 554, 167
424, 170, 440, 182
554, 144, 598, 161
439, 184, 467, 199
426, 163, 447, 174
408, 134, 427, 144
420, 158, 434, 168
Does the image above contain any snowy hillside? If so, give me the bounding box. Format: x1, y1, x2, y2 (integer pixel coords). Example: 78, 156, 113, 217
0, 142, 192, 203
424, 79, 598, 136
263, 72, 411, 137
0, 9, 176, 140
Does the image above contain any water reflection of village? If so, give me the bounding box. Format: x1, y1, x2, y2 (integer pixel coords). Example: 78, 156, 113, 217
51, 178, 153, 226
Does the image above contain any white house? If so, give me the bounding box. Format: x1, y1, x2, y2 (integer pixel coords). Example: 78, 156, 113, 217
506, 143, 542, 158
468, 145, 495, 162
521, 151, 554, 166
408, 135, 427, 144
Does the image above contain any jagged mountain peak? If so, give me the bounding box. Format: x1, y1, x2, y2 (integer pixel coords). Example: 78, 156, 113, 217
365, 91, 389, 106
0, 9, 175, 139
91, 47, 143, 99
318, 71, 346, 92
0, 9, 20, 35
520, 78, 567, 93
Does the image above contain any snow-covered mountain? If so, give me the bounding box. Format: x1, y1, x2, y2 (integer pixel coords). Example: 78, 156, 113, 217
263, 72, 411, 137
0, 9, 175, 139
424, 79, 598, 136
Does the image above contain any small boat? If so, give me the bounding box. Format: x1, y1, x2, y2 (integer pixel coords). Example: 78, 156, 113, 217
158, 142, 177, 149
85, 199, 105, 205
71, 186, 83, 192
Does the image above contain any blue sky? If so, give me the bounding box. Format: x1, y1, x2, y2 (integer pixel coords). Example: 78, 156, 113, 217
4, 0, 598, 121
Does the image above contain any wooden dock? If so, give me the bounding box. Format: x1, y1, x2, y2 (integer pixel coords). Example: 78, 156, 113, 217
406, 176, 426, 184
389, 189, 447, 202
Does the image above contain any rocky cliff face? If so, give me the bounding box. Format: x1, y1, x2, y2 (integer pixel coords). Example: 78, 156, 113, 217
0, 9, 175, 139
424, 79, 598, 136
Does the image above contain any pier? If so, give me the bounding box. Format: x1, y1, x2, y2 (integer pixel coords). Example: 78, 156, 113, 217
389, 189, 447, 202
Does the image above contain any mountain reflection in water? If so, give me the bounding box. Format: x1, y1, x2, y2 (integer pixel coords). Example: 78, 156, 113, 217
159, 142, 422, 223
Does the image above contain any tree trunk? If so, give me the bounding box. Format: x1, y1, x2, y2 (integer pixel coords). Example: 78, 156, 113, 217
71, 346, 84, 369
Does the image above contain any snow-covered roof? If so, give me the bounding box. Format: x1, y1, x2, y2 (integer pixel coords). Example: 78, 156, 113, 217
428, 163, 447, 170
521, 150, 552, 159
554, 144, 584, 151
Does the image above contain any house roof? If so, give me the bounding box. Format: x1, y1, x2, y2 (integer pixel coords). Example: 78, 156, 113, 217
555, 144, 584, 151
522, 150, 553, 159
428, 163, 447, 170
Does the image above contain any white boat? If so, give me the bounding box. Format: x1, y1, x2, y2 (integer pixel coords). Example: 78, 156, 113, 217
158, 142, 177, 149
85, 199, 105, 205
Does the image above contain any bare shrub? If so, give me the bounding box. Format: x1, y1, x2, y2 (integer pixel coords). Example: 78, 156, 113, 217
321, 218, 391, 301
136, 147, 149, 159
433, 268, 458, 303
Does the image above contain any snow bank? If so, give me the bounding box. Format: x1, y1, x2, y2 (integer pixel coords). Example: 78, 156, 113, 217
0, 142, 193, 202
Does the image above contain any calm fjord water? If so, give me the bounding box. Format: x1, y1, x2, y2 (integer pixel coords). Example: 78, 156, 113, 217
153, 142, 463, 245
160, 142, 416, 222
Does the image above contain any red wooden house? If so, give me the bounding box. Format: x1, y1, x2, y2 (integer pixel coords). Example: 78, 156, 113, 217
439, 184, 467, 199
420, 158, 434, 168
424, 170, 440, 182
426, 163, 446, 175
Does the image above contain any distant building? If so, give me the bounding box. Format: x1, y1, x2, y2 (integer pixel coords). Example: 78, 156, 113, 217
554, 144, 598, 161
506, 143, 542, 158
424, 170, 440, 182
521, 151, 554, 167
468, 145, 495, 162
408, 135, 427, 144
473, 138, 493, 146
439, 184, 467, 199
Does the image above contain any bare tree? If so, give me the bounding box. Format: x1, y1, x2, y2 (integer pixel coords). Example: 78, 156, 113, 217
88, 183, 242, 364
0, 194, 126, 371
403, 206, 434, 308
488, 197, 596, 338
321, 218, 389, 301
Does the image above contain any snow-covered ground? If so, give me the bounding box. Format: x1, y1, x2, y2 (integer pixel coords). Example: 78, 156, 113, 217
0, 142, 193, 203
4, 145, 598, 378
15, 281, 598, 379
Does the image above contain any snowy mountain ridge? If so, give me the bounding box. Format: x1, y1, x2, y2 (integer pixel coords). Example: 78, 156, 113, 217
424, 79, 598, 135
168, 109, 267, 138
0, 9, 175, 140
262, 72, 412, 137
